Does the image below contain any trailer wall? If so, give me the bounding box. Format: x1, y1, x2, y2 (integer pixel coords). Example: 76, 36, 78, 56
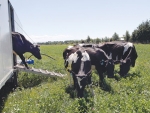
0, 0, 14, 89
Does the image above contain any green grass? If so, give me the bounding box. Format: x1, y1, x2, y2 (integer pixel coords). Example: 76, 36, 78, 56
1, 44, 150, 113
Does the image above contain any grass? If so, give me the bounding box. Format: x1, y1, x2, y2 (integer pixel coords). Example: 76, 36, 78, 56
1, 44, 150, 113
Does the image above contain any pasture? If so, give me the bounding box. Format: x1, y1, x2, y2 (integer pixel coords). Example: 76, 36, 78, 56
1, 44, 150, 113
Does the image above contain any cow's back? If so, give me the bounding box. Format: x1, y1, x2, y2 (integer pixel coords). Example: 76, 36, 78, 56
12, 32, 26, 54
98, 42, 124, 60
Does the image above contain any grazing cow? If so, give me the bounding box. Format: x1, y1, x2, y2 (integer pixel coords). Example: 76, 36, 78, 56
12, 32, 42, 69
63, 45, 115, 84
80, 42, 138, 76
65, 49, 92, 98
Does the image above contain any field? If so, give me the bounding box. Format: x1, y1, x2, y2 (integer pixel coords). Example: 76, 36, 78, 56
1, 44, 150, 113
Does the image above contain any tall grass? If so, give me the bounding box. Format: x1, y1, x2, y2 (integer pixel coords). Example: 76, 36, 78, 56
1, 44, 150, 113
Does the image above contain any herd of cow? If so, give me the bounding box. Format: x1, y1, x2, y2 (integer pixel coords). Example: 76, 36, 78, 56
63, 42, 138, 97
12, 32, 138, 98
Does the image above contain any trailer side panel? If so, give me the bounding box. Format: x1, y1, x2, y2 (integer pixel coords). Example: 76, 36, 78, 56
0, 0, 14, 89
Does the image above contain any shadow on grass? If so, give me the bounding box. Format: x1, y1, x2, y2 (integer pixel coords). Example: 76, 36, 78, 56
65, 85, 94, 113
122, 71, 141, 79
113, 70, 141, 81
65, 80, 113, 99
92, 79, 113, 92
101, 83, 111, 92
65, 85, 93, 99
19, 73, 58, 89
101, 70, 141, 92
0, 83, 15, 112
65, 85, 77, 98
113, 69, 141, 81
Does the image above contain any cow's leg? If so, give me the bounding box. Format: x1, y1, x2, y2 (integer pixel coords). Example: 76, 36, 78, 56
72, 75, 77, 90
76, 77, 87, 98
19, 54, 29, 69
77, 86, 84, 98
87, 74, 94, 96
95, 66, 104, 87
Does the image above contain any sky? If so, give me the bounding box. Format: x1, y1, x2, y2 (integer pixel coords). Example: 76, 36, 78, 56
10, 0, 150, 43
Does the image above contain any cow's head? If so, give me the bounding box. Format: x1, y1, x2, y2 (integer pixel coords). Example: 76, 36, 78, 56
66, 50, 92, 98
63, 46, 79, 69
30, 44, 42, 59
104, 59, 115, 78
120, 58, 131, 76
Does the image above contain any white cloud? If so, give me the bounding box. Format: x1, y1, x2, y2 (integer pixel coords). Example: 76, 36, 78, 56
26, 34, 74, 43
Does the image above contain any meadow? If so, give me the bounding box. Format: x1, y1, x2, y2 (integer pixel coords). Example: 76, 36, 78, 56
1, 44, 150, 113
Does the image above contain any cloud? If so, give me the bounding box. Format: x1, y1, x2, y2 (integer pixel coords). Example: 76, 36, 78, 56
26, 34, 74, 43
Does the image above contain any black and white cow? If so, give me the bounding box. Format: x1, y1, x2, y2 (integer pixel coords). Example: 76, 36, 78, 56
80, 42, 138, 76
65, 49, 92, 98
63, 45, 115, 84
12, 32, 42, 69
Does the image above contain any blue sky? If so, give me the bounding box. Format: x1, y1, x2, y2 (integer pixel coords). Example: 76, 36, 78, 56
10, 0, 150, 43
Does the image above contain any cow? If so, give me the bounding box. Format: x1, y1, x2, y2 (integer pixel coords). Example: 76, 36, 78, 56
80, 42, 138, 76
65, 49, 92, 98
63, 45, 115, 86
12, 32, 42, 69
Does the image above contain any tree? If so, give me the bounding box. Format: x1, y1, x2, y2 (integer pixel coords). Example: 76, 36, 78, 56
110, 38, 113, 42
80, 39, 85, 43
124, 31, 130, 42
104, 37, 109, 42
131, 20, 150, 43
112, 32, 119, 41
95, 38, 101, 44
86, 35, 91, 43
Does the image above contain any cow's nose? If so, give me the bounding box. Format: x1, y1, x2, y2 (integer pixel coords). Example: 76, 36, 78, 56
38, 56, 42, 59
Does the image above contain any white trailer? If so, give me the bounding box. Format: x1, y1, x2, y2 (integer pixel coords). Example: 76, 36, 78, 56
0, 0, 21, 89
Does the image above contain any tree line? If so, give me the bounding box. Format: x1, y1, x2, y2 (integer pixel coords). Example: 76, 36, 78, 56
38, 20, 150, 45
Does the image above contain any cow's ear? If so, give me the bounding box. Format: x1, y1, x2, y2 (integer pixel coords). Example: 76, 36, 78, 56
30, 45, 34, 49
